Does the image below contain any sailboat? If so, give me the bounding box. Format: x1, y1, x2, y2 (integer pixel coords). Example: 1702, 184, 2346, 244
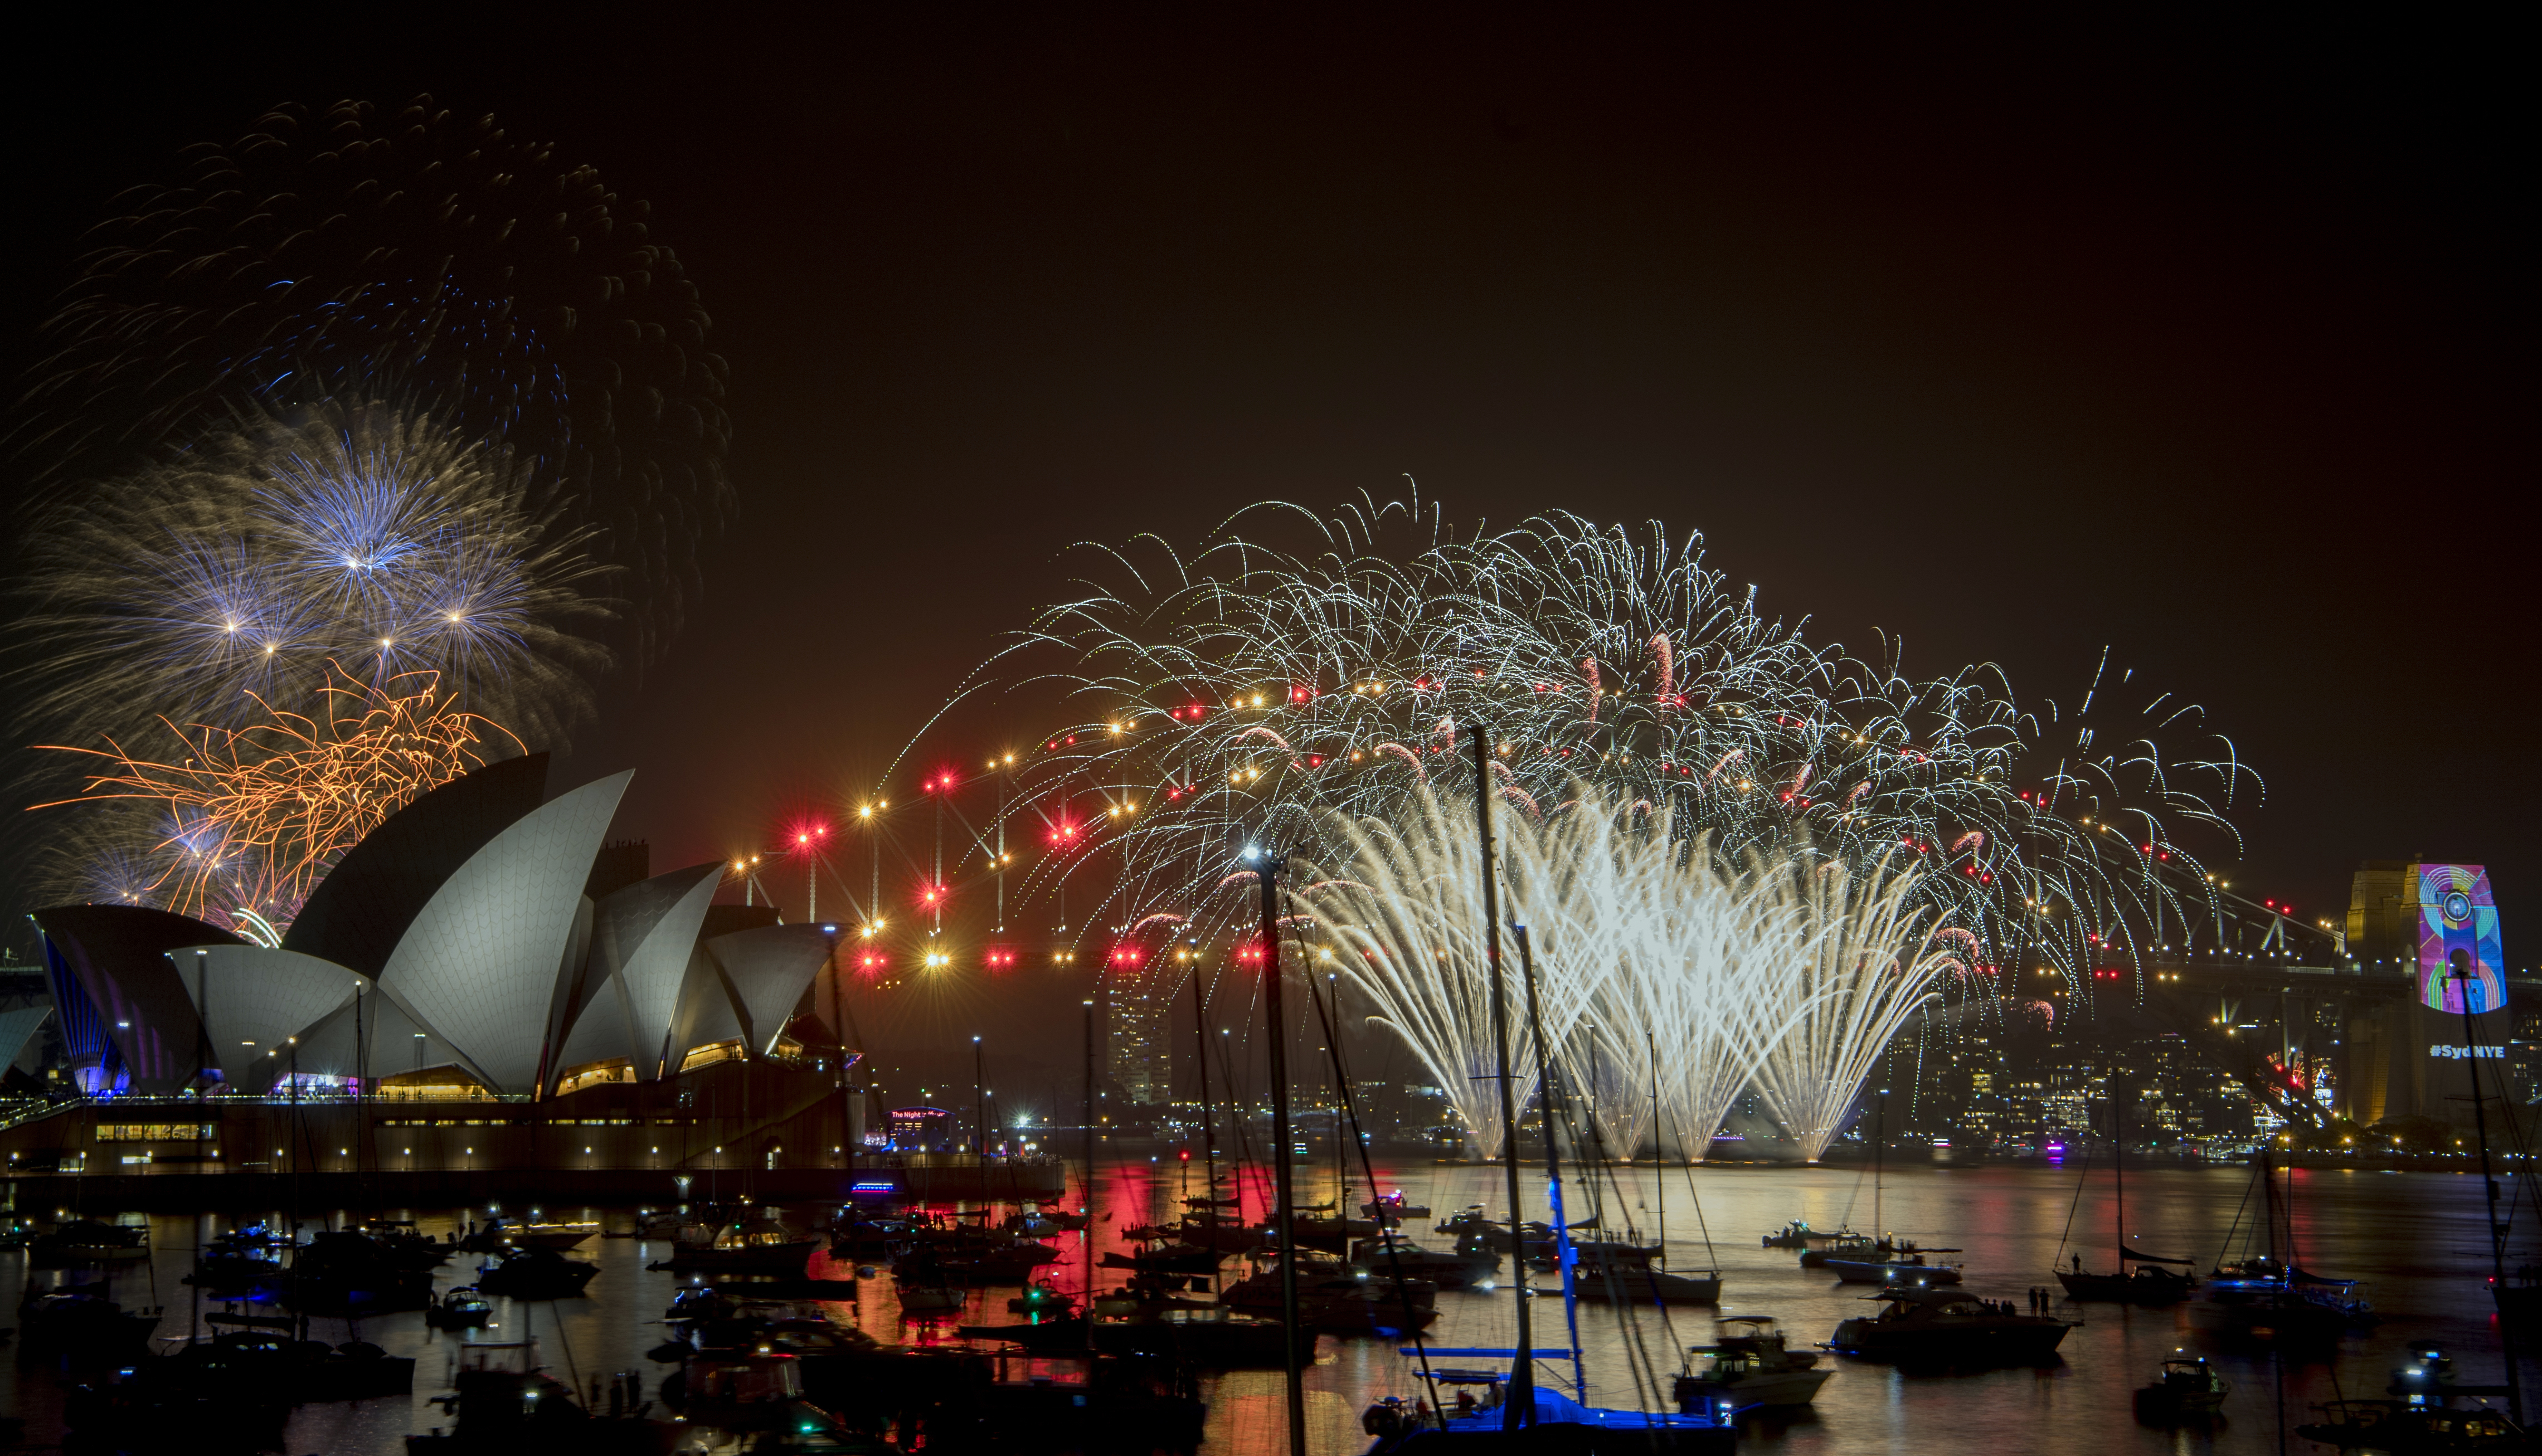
2053, 1094, 2195, 1304
2195, 1144, 2372, 1341
1568, 1035, 1720, 1305
1358, 726, 1736, 1454
1818, 1090, 1962, 1287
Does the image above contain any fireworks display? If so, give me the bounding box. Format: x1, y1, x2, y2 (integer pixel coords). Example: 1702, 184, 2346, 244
31, 668, 517, 940
12, 96, 730, 663
1301, 786, 1835, 1158
972, 495, 2251, 1143
4, 98, 726, 918
1304, 786, 1959, 1161
14, 402, 610, 753
1737, 848, 1966, 1161
1001, 496, 2248, 979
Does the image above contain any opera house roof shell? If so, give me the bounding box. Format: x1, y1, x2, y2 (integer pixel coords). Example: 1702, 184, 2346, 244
34, 754, 837, 1097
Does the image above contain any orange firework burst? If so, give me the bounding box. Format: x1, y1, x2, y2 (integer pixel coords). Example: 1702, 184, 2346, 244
35, 665, 519, 939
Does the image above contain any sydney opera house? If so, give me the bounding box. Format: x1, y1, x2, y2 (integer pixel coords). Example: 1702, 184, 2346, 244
0, 754, 1014, 1206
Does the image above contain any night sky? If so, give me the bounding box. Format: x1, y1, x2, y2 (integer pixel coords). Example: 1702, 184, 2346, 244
3, 10, 2530, 967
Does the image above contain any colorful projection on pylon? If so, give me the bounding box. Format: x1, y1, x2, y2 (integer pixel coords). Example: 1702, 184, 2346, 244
2415, 863, 2504, 1015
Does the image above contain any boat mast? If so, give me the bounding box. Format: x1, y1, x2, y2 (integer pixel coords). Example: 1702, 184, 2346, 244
1192, 968, 1221, 1294
2113, 1080, 2125, 1272
1082, 997, 1097, 1354
1870, 1087, 1884, 1247
1513, 923, 1585, 1398
2259, 1141, 2278, 1264
1335, 1106, 1347, 1223
1650, 1030, 1664, 1273
1301, 953, 1443, 1417
1255, 847, 1308, 1456
2451, 949, 2524, 1424
1474, 723, 1534, 1428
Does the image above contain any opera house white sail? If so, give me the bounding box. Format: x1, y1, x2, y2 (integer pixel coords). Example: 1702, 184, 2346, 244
32, 754, 835, 1099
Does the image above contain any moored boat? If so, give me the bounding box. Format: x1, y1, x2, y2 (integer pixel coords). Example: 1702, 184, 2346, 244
2133, 1352, 2229, 1422
17, 1285, 161, 1360
1824, 1288, 2073, 1365
897, 1283, 964, 1313
1350, 1233, 1498, 1289
2054, 1096, 2198, 1306
1099, 1234, 1222, 1275
1223, 1249, 1436, 1334
660, 1215, 819, 1275
1760, 1221, 1818, 1249
2057, 1258, 2196, 1305
473, 1246, 600, 1300
1822, 1250, 1962, 1287
409, 1338, 674, 1453
2295, 1398, 2525, 1452
457, 1216, 594, 1253
1676, 1317, 1830, 1410
964, 1304, 1314, 1367
2198, 1150, 2375, 1341
1363, 1367, 1736, 1453
427, 1285, 496, 1328
28, 1218, 149, 1267
1364, 1191, 1431, 1224
1008, 1279, 1073, 1316
1797, 1232, 1884, 1269
285, 1229, 437, 1315
1572, 1265, 1723, 1304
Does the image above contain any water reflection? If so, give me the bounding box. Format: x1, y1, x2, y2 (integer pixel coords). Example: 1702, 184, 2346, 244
0, 1161, 2526, 1453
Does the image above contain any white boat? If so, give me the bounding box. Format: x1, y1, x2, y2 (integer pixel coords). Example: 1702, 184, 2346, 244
1676, 1317, 1831, 1409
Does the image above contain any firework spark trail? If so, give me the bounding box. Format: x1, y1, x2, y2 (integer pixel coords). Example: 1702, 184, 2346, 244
1301, 785, 1851, 1161
12, 97, 730, 661
14, 403, 610, 756
31, 667, 517, 938
1299, 788, 1537, 1160
993, 496, 2252, 986
1744, 848, 1964, 1162
1555, 821, 1821, 1161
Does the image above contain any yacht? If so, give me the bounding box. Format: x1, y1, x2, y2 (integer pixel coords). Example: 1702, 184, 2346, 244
1761, 1221, 1819, 1249
1675, 1318, 1831, 1410
1825, 1288, 2073, 1364
2296, 1399, 2525, 1452
1821, 1248, 1962, 1287
1349, 1232, 1498, 1289
662, 1214, 820, 1275
2133, 1352, 2230, 1421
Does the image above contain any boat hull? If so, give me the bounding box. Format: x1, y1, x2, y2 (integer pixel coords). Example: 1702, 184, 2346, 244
2187, 1294, 2356, 1343
475, 1260, 600, 1301
1099, 1247, 1222, 1275
660, 1239, 819, 1275
2056, 1269, 2193, 1305
1377, 1399, 1736, 1455
1828, 1319, 2069, 1364
1569, 1269, 1721, 1304
1822, 1259, 1960, 1287
1678, 1368, 1831, 1410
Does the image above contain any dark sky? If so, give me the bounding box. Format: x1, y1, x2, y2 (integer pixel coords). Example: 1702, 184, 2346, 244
4, 9, 2532, 969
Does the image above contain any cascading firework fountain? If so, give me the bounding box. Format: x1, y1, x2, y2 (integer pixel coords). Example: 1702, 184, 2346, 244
1741, 848, 1967, 1162
1302, 785, 1873, 1161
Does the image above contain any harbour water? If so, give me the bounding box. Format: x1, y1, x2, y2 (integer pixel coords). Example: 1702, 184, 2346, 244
4, 1158, 2527, 1453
